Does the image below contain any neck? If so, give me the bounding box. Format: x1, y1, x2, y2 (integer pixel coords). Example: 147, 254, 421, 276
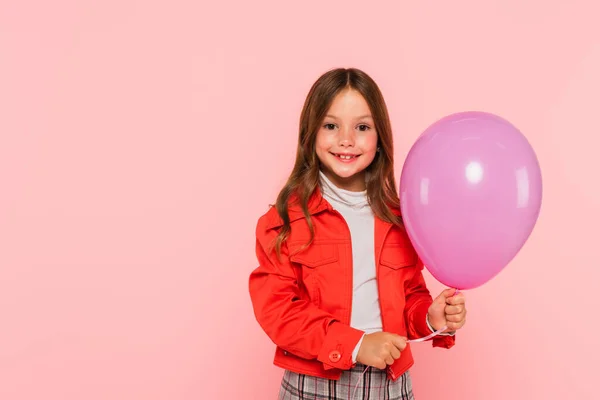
320, 170, 366, 192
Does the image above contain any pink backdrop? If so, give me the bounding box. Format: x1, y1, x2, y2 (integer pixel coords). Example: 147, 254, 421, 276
1, 1, 598, 399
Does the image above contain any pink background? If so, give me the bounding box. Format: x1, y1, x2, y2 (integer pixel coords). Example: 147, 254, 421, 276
1, 1, 598, 399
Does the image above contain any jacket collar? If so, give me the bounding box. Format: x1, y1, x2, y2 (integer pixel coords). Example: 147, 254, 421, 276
266, 186, 330, 230
266, 185, 401, 230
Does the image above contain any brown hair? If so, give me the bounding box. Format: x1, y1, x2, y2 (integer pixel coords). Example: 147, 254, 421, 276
274, 68, 401, 258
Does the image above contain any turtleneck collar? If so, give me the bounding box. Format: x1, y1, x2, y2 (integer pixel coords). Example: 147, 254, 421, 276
319, 170, 370, 210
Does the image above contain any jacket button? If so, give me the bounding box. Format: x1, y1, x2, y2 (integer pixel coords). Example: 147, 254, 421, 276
283, 351, 288, 356
329, 350, 341, 363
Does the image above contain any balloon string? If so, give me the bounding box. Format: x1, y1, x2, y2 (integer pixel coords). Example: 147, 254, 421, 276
351, 288, 459, 399
406, 325, 448, 343
351, 365, 370, 400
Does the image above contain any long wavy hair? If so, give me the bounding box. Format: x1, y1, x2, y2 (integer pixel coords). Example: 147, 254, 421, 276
274, 68, 401, 258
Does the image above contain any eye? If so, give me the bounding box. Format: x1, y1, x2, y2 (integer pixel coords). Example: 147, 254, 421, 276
357, 124, 371, 132
323, 123, 337, 130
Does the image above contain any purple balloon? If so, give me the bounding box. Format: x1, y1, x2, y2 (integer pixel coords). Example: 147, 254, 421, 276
399, 111, 542, 290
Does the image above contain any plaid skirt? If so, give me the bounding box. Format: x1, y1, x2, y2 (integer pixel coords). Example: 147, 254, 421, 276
278, 364, 414, 400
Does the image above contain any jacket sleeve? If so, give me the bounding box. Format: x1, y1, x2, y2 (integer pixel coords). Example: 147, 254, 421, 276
403, 258, 455, 349
248, 219, 364, 370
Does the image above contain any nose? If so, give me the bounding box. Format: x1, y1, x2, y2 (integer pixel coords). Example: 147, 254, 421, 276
338, 125, 355, 147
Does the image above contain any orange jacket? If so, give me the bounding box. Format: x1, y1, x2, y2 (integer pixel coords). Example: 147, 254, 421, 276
248, 188, 454, 381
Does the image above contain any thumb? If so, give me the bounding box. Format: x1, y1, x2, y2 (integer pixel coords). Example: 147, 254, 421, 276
434, 288, 457, 304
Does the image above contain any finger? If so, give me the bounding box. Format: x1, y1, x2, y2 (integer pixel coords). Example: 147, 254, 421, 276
435, 288, 457, 304
446, 313, 464, 323
385, 355, 395, 366
382, 342, 392, 353
447, 319, 466, 331
444, 304, 463, 315
390, 345, 401, 360
446, 293, 465, 305
391, 335, 407, 351
375, 360, 387, 370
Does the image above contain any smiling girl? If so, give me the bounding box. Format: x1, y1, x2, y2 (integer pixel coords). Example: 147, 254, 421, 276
249, 68, 467, 399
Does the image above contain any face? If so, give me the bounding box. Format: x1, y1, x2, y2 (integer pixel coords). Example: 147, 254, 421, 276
315, 88, 378, 191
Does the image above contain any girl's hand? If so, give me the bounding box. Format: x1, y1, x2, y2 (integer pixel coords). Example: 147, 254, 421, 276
427, 288, 467, 333
356, 332, 407, 370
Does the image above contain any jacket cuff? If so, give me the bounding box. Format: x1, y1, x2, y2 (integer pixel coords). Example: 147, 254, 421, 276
317, 321, 365, 370
412, 301, 433, 338
432, 334, 456, 349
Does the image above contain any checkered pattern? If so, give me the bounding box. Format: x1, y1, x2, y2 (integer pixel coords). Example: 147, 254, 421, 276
278, 364, 414, 400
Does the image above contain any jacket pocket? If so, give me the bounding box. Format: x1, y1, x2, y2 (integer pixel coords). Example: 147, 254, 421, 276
380, 244, 417, 270
289, 243, 339, 306
289, 242, 339, 268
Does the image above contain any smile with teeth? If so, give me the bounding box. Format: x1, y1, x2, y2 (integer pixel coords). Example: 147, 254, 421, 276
333, 153, 359, 160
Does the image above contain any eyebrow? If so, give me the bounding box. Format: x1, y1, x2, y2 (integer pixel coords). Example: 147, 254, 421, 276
325, 114, 373, 120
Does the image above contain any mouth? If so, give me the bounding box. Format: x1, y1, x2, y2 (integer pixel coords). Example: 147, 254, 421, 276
331, 152, 360, 161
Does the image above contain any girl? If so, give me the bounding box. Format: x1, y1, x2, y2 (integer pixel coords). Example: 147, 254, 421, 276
249, 68, 467, 399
